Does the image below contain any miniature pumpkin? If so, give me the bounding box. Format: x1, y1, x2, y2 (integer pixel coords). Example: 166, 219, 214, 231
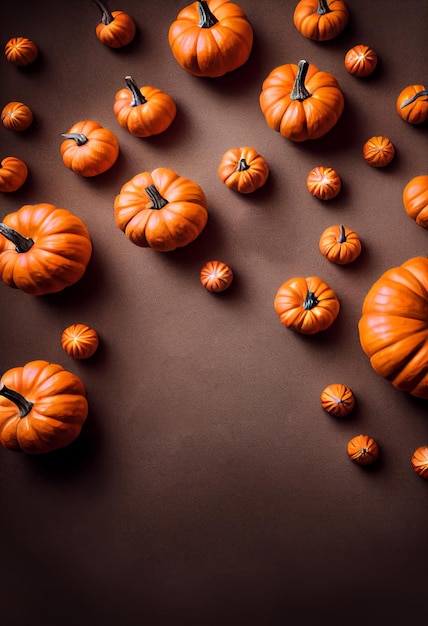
114, 167, 208, 252
168, 0, 253, 78
62, 324, 99, 359
0, 360, 88, 454
218, 147, 269, 193
113, 76, 177, 138
0, 157, 28, 193
347, 434, 379, 466
1, 101, 33, 131
411, 447, 428, 480
60, 120, 119, 177
402, 175, 428, 228
293, 0, 349, 41
4, 37, 38, 66
358, 256, 428, 398
94, 0, 136, 48
363, 136, 395, 167
320, 383, 355, 416
306, 166, 341, 200
274, 276, 340, 334
319, 224, 362, 265
0, 203, 92, 296
260, 60, 344, 142
200, 260, 233, 292
344, 44, 377, 77
396, 84, 428, 125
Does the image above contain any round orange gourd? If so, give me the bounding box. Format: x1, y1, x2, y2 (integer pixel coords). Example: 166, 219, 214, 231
411, 447, 428, 479
358, 256, 428, 398
61, 324, 99, 360
94, 0, 136, 48
320, 383, 355, 416
218, 147, 269, 194
60, 120, 119, 177
260, 59, 344, 142
114, 167, 208, 252
363, 136, 395, 167
0, 360, 88, 454
306, 166, 341, 200
0, 203, 92, 296
4, 37, 38, 66
113, 76, 177, 138
396, 84, 428, 125
319, 224, 362, 265
344, 44, 377, 77
293, 0, 349, 41
200, 260, 233, 292
402, 175, 428, 228
1, 101, 33, 131
274, 276, 340, 334
0, 157, 28, 193
347, 434, 379, 466
168, 0, 253, 78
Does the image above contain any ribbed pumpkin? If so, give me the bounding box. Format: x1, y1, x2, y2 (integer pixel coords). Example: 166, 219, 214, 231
0, 157, 28, 193
319, 224, 362, 265
61, 324, 99, 360
94, 0, 136, 48
218, 147, 269, 193
344, 44, 378, 77
321, 383, 355, 416
200, 260, 233, 292
402, 175, 428, 228
1, 101, 33, 131
4, 37, 38, 66
411, 447, 428, 479
60, 120, 119, 177
396, 84, 428, 125
306, 166, 341, 200
363, 136, 395, 167
293, 0, 349, 41
347, 434, 379, 466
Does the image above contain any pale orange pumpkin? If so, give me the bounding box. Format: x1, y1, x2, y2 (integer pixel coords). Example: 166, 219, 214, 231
61, 324, 99, 359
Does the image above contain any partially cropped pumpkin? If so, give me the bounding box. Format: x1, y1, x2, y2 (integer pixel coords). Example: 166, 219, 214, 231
168, 0, 253, 78
0, 203, 92, 296
0, 157, 28, 193
260, 60, 344, 142
411, 447, 428, 480
347, 434, 379, 466
402, 175, 428, 228
320, 383, 355, 417
358, 256, 428, 398
319, 224, 362, 265
60, 120, 119, 177
306, 166, 341, 200
1, 101, 33, 131
0, 360, 88, 454
200, 260, 233, 292
293, 0, 349, 41
4, 37, 38, 66
94, 0, 136, 48
61, 324, 99, 360
363, 136, 395, 167
344, 44, 378, 77
396, 84, 428, 125
274, 276, 340, 334
113, 76, 177, 138
114, 167, 208, 252
218, 147, 269, 193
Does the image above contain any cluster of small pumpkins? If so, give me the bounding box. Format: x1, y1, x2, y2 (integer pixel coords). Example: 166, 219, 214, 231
0, 0, 427, 478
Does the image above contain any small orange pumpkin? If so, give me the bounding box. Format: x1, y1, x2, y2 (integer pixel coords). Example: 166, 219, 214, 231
320, 383, 355, 416
94, 0, 136, 48
60, 120, 119, 177
411, 447, 428, 480
1, 101, 33, 131
344, 44, 377, 77
363, 136, 395, 167
396, 84, 428, 125
347, 434, 379, 466
319, 224, 362, 265
4, 37, 39, 66
274, 276, 340, 334
218, 147, 269, 194
62, 324, 99, 359
402, 175, 428, 228
293, 0, 349, 41
0, 157, 28, 193
306, 166, 341, 200
200, 261, 233, 292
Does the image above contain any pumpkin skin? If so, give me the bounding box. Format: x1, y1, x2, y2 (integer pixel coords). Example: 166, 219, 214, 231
260, 60, 344, 142
358, 256, 428, 398
114, 168, 208, 252
411, 447, 428, 480
319, 224, 362, 265
113, 76, 177, 138
307, 166, 341, 200
200, 260, 233, 292
274, 276, 340, 334
396, 84, 428, 125
344, 44, 377, 77
60, 120, 119, 177
320, 383, 355, 417
293, 0, 349, 42
1, 101, 33, 131
0, 203, 92, 296
363, 136, 395, 168
94, 0, 136, 48
0, 157, 28, 193
347, 434, 379, 466
218, 147, 269, 193
62, 324, 99, 360
402, 175, 428, 228
168, 0, 253, 78
0, 360, 88, 454
4, 37, 38, 66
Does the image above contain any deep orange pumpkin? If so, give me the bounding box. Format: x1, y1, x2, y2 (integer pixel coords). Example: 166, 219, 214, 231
61, 324, 99, 360
306, 166, 341, 200
1, 101, 33, 131
60, 120, 119, 177
319, 224, 362, 265
321, 383, 355, 417
218, 147, 269, 193
411, 447, 428, 479
4, 37, 38, 66
396, 84, 428, 125
363, 136, 395, 167
293, 0, 349, 41
0, 157, 28, 193
200, 260, 233, 292
347, 434, 379, 466
344, 44, 378, 77
94, 0, 136, 48
402, 175, 428, 228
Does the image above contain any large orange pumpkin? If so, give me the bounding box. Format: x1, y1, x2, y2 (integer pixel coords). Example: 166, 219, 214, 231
358, 256, 428, 398
293, 0, 349, 41
60, 120, 119, 177
402, 175, 428, 228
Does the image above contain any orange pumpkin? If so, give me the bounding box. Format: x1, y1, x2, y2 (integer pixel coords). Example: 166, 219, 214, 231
274, 276, 340, 334
411, 447, 428, 480
0, 157, 28, 193
94, 0, 136, 48
320, 383, 355, 416
344, 44, 377, 77
306, 166, 341, 200
1, 101, 33, 131
218, 147, 269, 193
402, 175, 428, 228
358, 256, 428, 398
319, 224, 362, 265
396, 84, 428, 125
4, 37, 38, 66
113, 76, 177, 138
168, 0, 253, 78
363, 136, 395, 167
61, 324, 99, 359
0, 360, 88, 454
200, 260, 233, 292
60, 120, 119, 177
114, 167, 208, 252
260, 60, 344, 142
347, 434, 379, 466
0, 203, 92, 296
293, 0, 349, 41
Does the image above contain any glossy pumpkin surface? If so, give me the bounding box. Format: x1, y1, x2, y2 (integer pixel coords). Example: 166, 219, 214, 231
358, 256, 428, 398
200, 260, 233, 292
168, 0, 253, 78
293, 0, 349, 41
218, 147, 269, 193
94, 0, 136, 48
0, 203, 92, 296
344, 44, 377, 77
0, 156, 28, 193
396, 84, 428, 125
402, 175, 428, 228
60, 120, 120, 177
363, 136, 395, 167
4, 37, 38, 66
411, 447, 428, 479
320, 383, 355, 416
347, 434, 379, 465
1, 101, 33, 131
0, 360, 88, 454
307, 166, 341, 200
61, 324, 99, 359
319, 224, 362, 265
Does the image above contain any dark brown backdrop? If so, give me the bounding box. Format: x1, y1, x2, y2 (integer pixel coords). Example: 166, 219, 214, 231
1, 1, 428, 624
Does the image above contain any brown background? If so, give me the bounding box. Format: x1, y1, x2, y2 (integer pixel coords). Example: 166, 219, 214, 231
1, 1, 428, 624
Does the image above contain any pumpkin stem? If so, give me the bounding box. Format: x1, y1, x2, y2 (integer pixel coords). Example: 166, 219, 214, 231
124, 76, 147, 106
290, 60, 312, 101
0, 384, 33, 418
338, 224, 347, 243
198, 1, 218, 28
237, 158, 250, 172
0, 223, 34, 252
303, 291, 319, 310
94, 0, 114, 25
146, 184, 169, 209
400, 89, 428, 109
316, 0, 332, 14
61, 133, 89, 146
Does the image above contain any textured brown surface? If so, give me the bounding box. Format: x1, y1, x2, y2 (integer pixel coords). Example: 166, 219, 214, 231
1, 1, 428, 624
